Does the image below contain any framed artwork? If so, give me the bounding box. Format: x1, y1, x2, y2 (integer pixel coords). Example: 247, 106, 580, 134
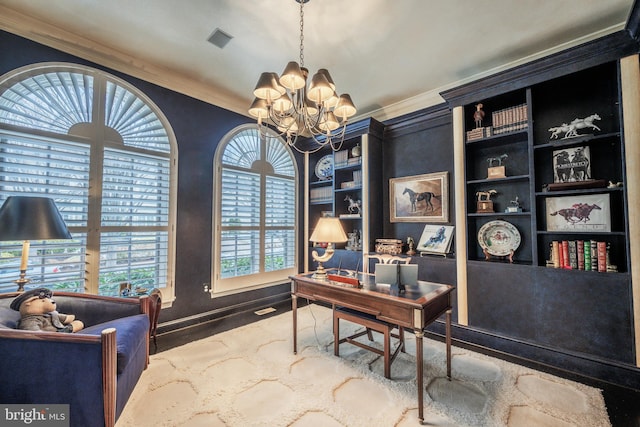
553, 146, 591, 183
545, 193, 610, 232
417, 225, 455, 254
390, 171, 449, 223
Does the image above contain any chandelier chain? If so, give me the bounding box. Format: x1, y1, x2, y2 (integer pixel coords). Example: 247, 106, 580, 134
299, 0, 304, 67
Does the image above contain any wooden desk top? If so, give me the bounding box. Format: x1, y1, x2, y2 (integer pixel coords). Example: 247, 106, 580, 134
290, 269, 454, 329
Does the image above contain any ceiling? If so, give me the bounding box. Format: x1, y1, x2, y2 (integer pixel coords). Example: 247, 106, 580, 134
0, 0, 634, 122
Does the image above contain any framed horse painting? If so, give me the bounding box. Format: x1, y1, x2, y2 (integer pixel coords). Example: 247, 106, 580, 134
545, 193, 610, 232
390, 171, 449, 222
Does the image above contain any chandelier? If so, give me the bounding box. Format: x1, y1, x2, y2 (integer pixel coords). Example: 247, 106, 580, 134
248, 0, 357, 153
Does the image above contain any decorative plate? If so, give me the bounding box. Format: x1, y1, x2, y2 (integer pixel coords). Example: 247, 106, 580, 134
315, 154, 333, 180
477, 220, 521, 257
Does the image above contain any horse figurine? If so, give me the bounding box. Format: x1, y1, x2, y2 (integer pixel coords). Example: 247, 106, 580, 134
487, 153, 508, 167
548, 114, 601, 139
476, 189, 497, 201
403, 187, 438, 212
344, 195, 361, 215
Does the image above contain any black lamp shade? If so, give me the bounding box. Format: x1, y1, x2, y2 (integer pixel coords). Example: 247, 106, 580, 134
0, 196, 72, 241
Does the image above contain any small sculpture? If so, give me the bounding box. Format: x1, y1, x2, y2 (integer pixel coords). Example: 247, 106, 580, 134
406, 237, 416, 256
505, 196, 523, 213
476, 189, 497, 202
344, 195, 361, 215
487, 154, 508, 167
473, 103, 485, 128
548, 114, 601, 139
476, 189, 497, 213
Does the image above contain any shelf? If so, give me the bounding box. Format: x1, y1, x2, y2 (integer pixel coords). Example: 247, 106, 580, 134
335, 186, 363, 193
468, 212, 531, 217
310, 180, 332, 187
537, 230, 626, 236
535, 186, 623, 197
533, 132, 620, 150
466, 129, 528, 146
334, 162, 362, 171
310, 200, 332, 205
467, 174, 530, 185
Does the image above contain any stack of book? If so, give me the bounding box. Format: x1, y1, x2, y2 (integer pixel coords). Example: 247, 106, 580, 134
466, 126, 492, 141
492, 103, 528, 135
334, 150, 349, 168
548, 240, 609, 272
310, 186, 332, 203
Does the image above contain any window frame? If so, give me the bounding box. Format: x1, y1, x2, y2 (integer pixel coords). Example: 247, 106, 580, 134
0, 63, 177, 302
212, 124, 298, 295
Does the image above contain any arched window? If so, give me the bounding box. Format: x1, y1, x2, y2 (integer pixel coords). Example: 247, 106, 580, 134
213, 125, 297, 294
0, 63, 177, 298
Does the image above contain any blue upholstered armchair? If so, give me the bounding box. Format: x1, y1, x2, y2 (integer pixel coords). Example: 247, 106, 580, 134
0, 292, 150, 427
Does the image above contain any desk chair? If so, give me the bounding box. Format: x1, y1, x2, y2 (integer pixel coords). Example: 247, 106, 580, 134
333, 254, 411, 378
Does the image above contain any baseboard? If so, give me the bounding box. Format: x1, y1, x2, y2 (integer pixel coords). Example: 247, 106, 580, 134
154, 292, 291, 352
426, 320, 640, 391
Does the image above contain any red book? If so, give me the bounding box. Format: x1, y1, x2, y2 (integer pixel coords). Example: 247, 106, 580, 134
561, 241, 570, 269
597, 241, 607, 272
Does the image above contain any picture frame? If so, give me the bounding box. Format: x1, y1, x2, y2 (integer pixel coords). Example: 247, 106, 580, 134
552, 146, 591, 183
390, 172, 449, 222
545, 193, 610, 232
417, 225, 455, 255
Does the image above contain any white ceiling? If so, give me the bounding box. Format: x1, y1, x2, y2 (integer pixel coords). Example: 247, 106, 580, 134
0, 0, 634, 121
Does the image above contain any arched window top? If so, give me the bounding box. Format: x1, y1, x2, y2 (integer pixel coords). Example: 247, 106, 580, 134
221, 126, 295, 177
0, 64, 170, 154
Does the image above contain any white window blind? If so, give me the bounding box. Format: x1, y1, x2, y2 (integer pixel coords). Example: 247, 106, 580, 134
214, 126, 297, 293
0, 64, 176, 296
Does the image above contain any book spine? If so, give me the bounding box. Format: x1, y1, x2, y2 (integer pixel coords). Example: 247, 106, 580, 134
584, 241, 591, 271
591, 241, 598, 271
568, 241, 577, 269
552, 241, 560, 268
597, 241, 607, 272
561, 240, 570, 269
577, 240, 584, 270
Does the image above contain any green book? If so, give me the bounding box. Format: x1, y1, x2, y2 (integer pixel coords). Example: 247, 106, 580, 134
584, 240, 591, 271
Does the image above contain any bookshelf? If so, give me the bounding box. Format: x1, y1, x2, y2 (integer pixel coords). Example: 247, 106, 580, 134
304, 118, 384, 272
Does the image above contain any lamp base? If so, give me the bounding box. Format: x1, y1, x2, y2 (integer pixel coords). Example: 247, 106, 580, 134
312, 262, 329, 280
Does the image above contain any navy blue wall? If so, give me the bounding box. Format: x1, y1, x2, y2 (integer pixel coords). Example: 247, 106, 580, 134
0, 30, 291, 325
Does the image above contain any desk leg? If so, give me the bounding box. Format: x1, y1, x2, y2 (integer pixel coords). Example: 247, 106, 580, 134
415, 330, 424, 422
292, 294, 298, 355
446, 309, 452, 380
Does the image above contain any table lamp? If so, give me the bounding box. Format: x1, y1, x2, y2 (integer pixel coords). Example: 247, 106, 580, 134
0, 196, 72, 292
309, 216, 348, 280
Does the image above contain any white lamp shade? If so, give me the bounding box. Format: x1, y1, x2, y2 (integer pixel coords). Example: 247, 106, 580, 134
253, 72, 283, 101
272, 92, 293, 113
307, 71, 334, 103
279, 61, 306, 90
334, 94, 357, 119
309, 217, 347, 243
319, 111, 340, 131
248, 98, 269, 119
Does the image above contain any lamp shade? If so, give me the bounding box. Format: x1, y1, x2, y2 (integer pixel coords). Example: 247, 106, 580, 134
309, 217, 347, 243
0, 196, 72, 241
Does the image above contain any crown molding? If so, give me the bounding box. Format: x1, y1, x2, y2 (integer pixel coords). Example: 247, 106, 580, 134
0, 6, 248, 116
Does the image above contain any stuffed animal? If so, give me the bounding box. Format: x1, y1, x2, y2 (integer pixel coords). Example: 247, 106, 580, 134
9, 287, 84, 333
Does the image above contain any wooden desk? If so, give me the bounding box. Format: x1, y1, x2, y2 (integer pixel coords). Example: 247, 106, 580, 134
290, 270, 454, 422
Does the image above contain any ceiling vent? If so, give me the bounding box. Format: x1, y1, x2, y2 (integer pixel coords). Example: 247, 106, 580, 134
207, 28, 233, 49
